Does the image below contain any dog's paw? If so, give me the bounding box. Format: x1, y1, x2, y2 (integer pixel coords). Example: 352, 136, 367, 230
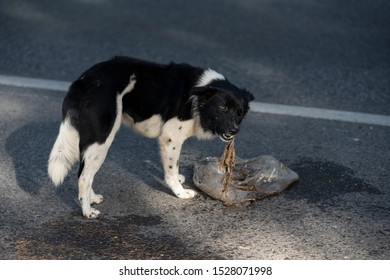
83, 207, 101, 219
178, 174, 186, 184
91, 193, 104, 205
175, 189, 197, 199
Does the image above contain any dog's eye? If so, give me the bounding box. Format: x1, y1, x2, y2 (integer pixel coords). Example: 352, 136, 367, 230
237, 109, 243, 117
219, 105, 228, 112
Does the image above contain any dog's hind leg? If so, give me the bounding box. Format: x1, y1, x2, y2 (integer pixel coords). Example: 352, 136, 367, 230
78, 143, 109, 218
76, 74, 136, 218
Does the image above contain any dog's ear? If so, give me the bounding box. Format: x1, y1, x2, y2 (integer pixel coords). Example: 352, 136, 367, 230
242, 89, 254, 102
190, 86, 218, 98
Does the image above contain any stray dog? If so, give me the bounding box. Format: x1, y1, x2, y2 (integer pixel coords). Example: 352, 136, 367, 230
48, 56, 254, 218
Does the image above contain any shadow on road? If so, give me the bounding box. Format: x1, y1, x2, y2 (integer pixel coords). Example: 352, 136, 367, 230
286, 157, 382, 206
4, 121, 173, 211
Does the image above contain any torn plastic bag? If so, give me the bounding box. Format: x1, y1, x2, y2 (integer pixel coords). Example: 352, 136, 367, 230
193, 139, 299, 206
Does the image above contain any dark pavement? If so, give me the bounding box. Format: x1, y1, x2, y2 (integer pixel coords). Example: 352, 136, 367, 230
0, 0, 389, 259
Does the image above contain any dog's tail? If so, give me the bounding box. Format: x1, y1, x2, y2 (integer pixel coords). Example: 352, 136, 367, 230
48, 117, 80, 186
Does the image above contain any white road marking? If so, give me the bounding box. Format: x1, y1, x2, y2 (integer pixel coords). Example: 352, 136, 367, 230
1, 74, 389, 127
250, 102, 390, 127
0, 74, 70, 91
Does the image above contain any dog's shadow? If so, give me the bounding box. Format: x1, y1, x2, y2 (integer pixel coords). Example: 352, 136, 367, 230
5, 122, 59, 195
5, 121, 182, 210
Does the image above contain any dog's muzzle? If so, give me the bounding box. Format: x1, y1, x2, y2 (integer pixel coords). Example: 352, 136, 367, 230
220, 128, 239, 142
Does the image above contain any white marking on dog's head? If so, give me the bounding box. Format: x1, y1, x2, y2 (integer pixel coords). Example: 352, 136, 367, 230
196, 69, 225, 87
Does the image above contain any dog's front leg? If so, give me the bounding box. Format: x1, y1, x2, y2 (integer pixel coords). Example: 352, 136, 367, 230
158, 135, 197, 199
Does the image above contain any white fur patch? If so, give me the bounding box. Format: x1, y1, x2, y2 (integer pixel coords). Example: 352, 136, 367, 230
159, 116, 214, 141
122, 74, 137, 94
196, 69, 225, 87
158, 117, 198, 198
106, 76, 135, 145
136, 115, 162, 137
161, 117, 194, 139
123, 113, 214, 140
123, 114, 164, 138
48, 117, 80, 186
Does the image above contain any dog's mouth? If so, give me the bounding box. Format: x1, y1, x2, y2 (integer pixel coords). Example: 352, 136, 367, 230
220, 133, 235, 142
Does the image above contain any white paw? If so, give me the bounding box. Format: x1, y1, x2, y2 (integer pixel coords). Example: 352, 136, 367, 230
83, 207, 101, 219
178, 174, 186, 184
91, 194, 104, 205
175, 189, 197, 199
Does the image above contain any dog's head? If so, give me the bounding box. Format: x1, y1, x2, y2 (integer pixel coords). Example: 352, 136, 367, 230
191, 80, 254, 142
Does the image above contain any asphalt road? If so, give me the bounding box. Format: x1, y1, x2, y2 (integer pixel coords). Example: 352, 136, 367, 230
0, 0, 389, 260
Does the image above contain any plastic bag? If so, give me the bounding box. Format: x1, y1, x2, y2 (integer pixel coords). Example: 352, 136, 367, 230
193, 140, 299, 206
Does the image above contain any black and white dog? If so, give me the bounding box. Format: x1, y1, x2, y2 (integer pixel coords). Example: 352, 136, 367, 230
48, 56, 254, 218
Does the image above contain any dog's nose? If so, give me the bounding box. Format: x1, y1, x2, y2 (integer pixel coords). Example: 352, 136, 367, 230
229, 127, 239, 136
